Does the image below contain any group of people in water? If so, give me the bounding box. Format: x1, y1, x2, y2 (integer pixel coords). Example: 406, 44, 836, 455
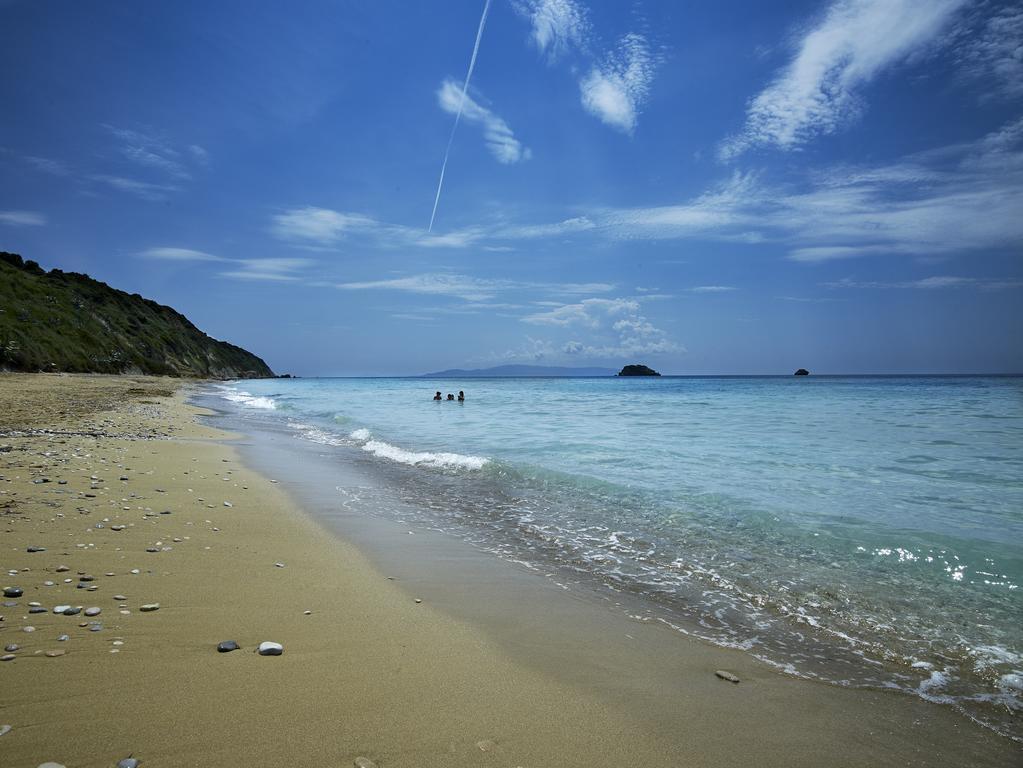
433, 390, 464, 402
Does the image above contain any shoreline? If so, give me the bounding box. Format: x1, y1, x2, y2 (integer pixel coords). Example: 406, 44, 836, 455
1, 374, 1018, 767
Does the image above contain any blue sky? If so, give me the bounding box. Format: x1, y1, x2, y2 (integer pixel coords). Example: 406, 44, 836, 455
1, 0, 1021, 375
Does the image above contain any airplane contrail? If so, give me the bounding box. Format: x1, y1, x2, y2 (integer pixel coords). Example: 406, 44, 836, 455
428, 0, 492, 233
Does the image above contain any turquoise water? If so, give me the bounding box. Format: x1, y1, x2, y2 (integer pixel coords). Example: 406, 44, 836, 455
211, 375, 1023, 739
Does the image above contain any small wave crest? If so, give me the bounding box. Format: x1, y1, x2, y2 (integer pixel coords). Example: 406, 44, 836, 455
219, 388, 277, 410
361, 439, 488, 470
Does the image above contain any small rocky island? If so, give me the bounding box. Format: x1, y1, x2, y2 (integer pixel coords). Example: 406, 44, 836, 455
794, 368, 810, 376
618, 364, 661, 377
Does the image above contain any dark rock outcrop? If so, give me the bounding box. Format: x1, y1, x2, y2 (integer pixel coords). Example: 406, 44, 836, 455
794, 368, 810, 376
618, 364, 661, 377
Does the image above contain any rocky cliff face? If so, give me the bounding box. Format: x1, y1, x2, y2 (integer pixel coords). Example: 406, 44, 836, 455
0, 252, 274, 378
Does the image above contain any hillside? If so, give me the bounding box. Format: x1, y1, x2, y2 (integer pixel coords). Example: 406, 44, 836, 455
0, 252, 273, 378
422, 364, 616, 377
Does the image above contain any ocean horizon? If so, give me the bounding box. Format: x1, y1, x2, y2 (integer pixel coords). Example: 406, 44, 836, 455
209, 373, 1023, 742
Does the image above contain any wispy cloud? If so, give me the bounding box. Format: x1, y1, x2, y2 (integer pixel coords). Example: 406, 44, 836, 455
513, 0, 590, 59
89, 174, 180, 201
103, 124, 195, 179
721, 0, 966, 158
141, 246, 311, 282
437, 80, 531, 164
690, 285, 737, 293
0, 210, 46, 226
271, 207, 377, 245
23, 155, 69, 176
953, 5, 1023, 100
580, 32, 656, 134
142, 247, 224, 262
335, 273, 615, 302
825, 275, 1023, 290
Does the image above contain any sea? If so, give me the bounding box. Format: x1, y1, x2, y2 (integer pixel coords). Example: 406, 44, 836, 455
203, 375, 1023, 741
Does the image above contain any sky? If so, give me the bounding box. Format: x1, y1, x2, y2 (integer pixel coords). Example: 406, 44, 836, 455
1, 0, 1021, 375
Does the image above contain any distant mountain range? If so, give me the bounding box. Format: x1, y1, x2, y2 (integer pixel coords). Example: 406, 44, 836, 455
421, 364, 616, 378
0, 251, 274, 378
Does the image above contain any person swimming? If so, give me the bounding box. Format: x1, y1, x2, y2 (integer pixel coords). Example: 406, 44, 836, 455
457, 391, 464, 401
446, 393, 455, 401
433, 391, 442, 400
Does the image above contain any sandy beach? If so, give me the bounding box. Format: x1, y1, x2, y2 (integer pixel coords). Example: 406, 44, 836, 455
1, 374, 1018, 768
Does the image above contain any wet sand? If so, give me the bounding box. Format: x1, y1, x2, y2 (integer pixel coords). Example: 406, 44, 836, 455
0, 374, 1018, 767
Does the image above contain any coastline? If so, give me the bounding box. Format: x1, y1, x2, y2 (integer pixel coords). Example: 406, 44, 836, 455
1, 374, 1018, 767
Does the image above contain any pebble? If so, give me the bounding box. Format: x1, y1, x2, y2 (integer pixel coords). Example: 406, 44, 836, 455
140, 603, 160, 612
1, 654, 14, 662
117, 759, 140, 768
217, 640, 240, 653
58, 634, 69, 642
63, 607, 82, 616
37, 763, 66, 768
274, 562, 285, 568
23, 626, 36, 633
0, 724, 11, 736
2, 587, 23, 598
45, 650, 66, 657
257, 641, 283, 656
715, 670, 741, 684
29, 606, 47, 614
145, 548, 159, 553
55, 565, 70, 572
223, 501, 233, 508
27, 546, 46, 553
353, 758, 377, 768
476, 740, 496, 752
85, 607, 102, 616
43, 580, 55, 586
111, 525, 126, 531
414, 598, 422, 604
113, 594, 127, 601
54, 605, 72, 613
130, 569, 140, 575
88, 624, 103, 632
4, 644, 18, 652
79, 575, 94, 582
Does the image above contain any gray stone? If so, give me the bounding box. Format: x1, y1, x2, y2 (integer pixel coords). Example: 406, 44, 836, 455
55, 565, 69, 572
257, 641, 283, 656
217, 640, 240, 653
139, 603, 159, 612
111, 525, 126, 531
113, 594, 127, 601
22, 626, 35, 632
32, 478, 50, 484
715, 670, 740, 684
88, 623, 103, 632
117, 759, 140, 768
57, 634, 69, 642
85, 607, 101, 616
53, 604, 72, 614
27, 546, 46, 553
2, 587, 23, 598
354, 758, 377, 768
4, 644, 18, 652
1, 655, 14, 662
37, 763, 67, 768
44, 649, 65, 657
29, 606, 46, 614
62, 607, 82, 616
0, 724, 11, 737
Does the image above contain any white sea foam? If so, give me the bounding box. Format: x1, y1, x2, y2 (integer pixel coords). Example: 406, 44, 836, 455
350, 428, 372, 441
220, 389, 277, 410
361, 439, 488, 470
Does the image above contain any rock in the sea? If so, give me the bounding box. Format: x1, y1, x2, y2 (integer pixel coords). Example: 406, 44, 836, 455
353, 758, 377, 768
2, 587, 23, 598
85, 607, 101, 617
139, 603, 160, 612
217, 640, 240, 653
617, 364, 661, 377
257, 641, 283, 656
715, 670, 740, 683
794, 368, 810, 376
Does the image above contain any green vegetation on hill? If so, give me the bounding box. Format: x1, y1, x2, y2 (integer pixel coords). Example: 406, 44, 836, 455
0, 252, 273, 378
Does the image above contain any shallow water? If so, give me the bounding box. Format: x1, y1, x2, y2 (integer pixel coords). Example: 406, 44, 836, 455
207, 375, 1023, 741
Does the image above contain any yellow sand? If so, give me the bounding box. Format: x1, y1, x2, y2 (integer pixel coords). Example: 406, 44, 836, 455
0, 374, 1017, 767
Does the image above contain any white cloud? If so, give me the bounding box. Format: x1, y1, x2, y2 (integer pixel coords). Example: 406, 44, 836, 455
103, 125, 194, 179
721, 0, 966, 158
690, 285, 737, 293
272, 207, 376, 244
23, 155, 69, 176
580, 32, 655, 133
437, 80, 531, 164
141, 247, 224, 262
954, 5, 1023, 99
336, 274, 505, 302
523, 297, 639, 326
0, 210, 45, 226
90, 174, 179, 201
514, 0, 590, 58
825, 275, 1022, 290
